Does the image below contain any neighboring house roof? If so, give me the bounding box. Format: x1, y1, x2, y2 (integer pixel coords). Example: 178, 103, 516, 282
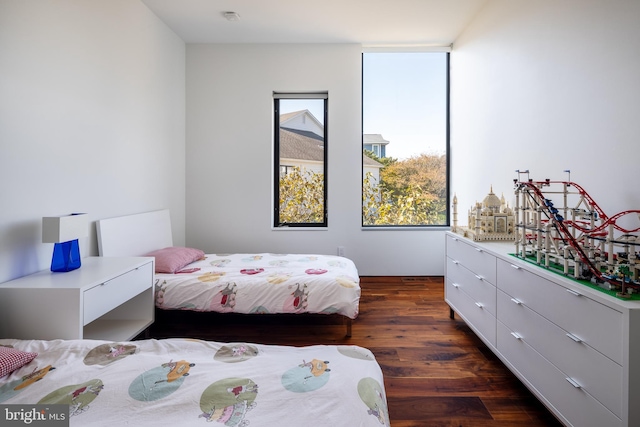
279, 112, 383, 168
280, 127, 324, 162
280, 127, 382, 168
363, 154, 384, 167
363, 134, 390, 145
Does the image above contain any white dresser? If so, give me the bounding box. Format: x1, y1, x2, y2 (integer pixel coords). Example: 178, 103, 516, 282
444, 231, 640, 427
0, 256, 154, 341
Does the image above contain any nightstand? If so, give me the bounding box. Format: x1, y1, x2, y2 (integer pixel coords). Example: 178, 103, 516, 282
0, 256, 154, 341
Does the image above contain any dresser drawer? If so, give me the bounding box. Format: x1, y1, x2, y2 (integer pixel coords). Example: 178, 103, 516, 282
497, 258, 623, 363
446, 257, 496, 316
446, 235, 496, 284
498, 289, 622, 417
84, 262, 153, 325
446, 278, 496, 347
497, 322, 622, 427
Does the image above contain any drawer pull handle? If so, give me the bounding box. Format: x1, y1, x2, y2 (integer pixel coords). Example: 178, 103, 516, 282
452, 237, 459, 241
510, 298, 522, 305
566, 333, 583, 343
475, 274, 483, 280
452, 260, 460, 265
452, 283, 460, 288
565, 377, 582, 389
566, 289, 582, 297
510, 332, 522, 340
510, 264, 521, 270
475, 248, 483, 253
475, 302, 483, 309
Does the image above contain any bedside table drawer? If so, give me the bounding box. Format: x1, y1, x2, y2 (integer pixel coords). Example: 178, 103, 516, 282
84, 262, 152, 325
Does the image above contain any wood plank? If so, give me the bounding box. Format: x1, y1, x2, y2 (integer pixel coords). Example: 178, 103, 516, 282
388, 396, 491, 420
146, 276, 563, 426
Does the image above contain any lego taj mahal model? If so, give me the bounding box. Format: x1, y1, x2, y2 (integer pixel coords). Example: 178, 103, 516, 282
452, 186, 516, 241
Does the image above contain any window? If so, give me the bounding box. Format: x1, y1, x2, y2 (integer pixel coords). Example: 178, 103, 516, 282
273, 93, 328, 227
279, 165, 295, 177
362, 51, 450, 227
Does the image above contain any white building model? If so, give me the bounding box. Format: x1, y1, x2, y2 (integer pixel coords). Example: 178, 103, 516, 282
452, 186, 516, 241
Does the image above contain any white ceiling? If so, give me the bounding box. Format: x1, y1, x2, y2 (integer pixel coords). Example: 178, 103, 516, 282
141, 0, 488, 45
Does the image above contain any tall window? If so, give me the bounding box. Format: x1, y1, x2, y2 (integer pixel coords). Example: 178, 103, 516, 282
362, 51, 449, 227
274, 93, 328, 227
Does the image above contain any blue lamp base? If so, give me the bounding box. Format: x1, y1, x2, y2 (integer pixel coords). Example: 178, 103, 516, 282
51, 239, 82, 272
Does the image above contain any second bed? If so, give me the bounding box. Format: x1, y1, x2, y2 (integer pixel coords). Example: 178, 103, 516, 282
96, 210, 360, 336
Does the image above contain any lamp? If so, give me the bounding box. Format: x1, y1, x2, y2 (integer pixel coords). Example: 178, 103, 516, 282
42, 213, 88, 272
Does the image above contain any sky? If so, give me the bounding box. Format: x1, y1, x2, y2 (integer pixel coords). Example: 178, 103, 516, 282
363, 52, 447, 160
278, 51, 448, 160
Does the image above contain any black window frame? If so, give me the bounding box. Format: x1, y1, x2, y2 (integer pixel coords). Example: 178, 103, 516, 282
361, 51, 451, 228
273, 94, 328, 228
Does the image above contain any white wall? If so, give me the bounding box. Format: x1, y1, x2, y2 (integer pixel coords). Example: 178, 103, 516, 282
186, 44, 446, 276
451, 0, 640, 228
9, 1, 631, 280
0, 0, 186, 283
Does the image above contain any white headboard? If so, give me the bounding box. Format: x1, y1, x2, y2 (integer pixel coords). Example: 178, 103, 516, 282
97, 209, 173, 257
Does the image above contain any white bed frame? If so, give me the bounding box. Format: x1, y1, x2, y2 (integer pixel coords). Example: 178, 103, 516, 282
97, 209, 173, 257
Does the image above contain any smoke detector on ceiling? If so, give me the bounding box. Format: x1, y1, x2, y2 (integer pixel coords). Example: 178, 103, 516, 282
223, 11, 240, 21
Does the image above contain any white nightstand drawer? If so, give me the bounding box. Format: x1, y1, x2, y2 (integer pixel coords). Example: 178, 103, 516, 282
446, 257, 496, 316
446, 235, 496, 284
446, 278, 496, 347
497, 258, 623, 363
498, 289, 622, 417
497, 322, 622, 427
84, 261, 152, 325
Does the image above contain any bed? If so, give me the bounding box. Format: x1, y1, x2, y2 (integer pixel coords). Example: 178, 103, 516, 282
0, 337, 389, 426
96, 210, 360, 336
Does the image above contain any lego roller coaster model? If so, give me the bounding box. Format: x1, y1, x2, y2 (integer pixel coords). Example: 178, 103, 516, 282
513, 170, 640, 298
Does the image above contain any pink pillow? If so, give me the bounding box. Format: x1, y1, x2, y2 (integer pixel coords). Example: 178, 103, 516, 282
0, 346, 37, 378
145, 247, 205, 274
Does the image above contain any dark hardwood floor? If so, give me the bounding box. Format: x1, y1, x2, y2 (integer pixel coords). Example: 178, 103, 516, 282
147, 276, 562, 427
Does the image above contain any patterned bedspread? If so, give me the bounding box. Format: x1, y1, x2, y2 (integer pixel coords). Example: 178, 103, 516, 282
0, 338, 389, 426
155, 253, 361, 319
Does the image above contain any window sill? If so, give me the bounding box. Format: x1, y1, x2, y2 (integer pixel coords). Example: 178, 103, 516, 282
361, 226, 451, 231
272, 226, 328, 231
